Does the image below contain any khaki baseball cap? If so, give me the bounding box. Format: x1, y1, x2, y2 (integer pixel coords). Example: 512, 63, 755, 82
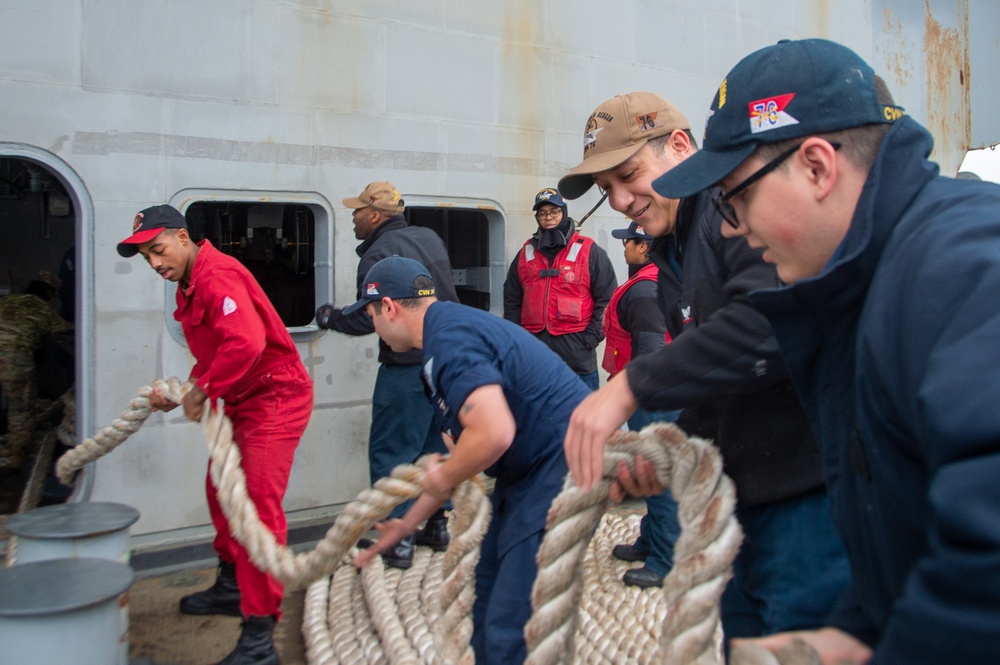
342, 181, 405, 214
558, 92, 691, 200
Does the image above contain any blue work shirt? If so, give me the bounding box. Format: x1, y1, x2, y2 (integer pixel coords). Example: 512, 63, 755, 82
420, 301, 591, 555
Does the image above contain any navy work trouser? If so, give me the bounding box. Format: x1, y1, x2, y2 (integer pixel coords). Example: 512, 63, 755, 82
471, 521, 543, 664
369, 363, 447, 519
721, 489, 851, 641
628, 408, 682, 577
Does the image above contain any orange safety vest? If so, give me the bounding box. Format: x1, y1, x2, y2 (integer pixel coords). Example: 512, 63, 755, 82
516, 235, 595, 335
601, 262, 668, 376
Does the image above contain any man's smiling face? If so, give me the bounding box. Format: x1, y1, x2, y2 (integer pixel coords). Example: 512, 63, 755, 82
592, 141, 684, 238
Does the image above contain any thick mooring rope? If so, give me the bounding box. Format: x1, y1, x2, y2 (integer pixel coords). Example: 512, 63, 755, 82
55, 380, 822, 664
205, 403, 490, 665
55, 377, 190, 485
54, 379, 489, 664
577, 511, 672, 662
301, 470, 491, 665
525, 424, 744, 665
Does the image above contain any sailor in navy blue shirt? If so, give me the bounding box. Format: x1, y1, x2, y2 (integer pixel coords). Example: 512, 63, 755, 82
350, 256, 591, 664
650, 39, 1000, 664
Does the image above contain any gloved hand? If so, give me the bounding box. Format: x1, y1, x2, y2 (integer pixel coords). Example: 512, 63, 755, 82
315, 303, 342, 330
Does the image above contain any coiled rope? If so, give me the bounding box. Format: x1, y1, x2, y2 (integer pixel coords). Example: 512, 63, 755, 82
55, 379, 821, 664
525, 424, 743, 664
302, 476, 488, 665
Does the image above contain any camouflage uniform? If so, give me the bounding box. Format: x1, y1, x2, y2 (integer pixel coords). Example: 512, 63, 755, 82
0, 293, 71, 468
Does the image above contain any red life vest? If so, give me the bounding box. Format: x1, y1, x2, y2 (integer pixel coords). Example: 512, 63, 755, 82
516, 234, 595, 334
601, 262, 669, 376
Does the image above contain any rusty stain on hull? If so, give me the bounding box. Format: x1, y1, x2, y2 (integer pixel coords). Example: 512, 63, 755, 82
923, 0, 971, 174
880, 2, 973, 174
882, 9, 913, 89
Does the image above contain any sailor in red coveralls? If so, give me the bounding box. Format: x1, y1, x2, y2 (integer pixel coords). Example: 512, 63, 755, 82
118, 204, 312, 665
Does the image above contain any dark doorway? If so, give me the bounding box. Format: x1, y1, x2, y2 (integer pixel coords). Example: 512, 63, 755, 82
0, 156, 77, 512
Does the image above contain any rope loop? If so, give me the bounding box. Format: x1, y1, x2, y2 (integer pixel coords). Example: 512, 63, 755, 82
526, 423, 744, 665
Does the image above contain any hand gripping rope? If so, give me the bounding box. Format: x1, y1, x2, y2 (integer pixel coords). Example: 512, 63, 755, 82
54, 380, 822, 664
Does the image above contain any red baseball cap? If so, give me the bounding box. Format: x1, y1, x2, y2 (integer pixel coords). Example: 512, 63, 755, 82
117, 205, 188, 257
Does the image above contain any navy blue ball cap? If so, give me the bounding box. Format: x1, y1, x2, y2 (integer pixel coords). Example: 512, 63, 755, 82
653, 39, 904, 199
610, 220, 652, 241
533, 187, 567, 211
652, 144, 756, 201
342, 256, 436, 315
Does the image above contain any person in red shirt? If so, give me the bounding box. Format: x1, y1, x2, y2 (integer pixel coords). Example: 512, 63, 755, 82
602, 220, 681, 589
118, 204, 313, 665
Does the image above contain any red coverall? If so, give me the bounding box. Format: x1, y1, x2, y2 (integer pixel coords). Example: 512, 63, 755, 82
174, 240, 313, 619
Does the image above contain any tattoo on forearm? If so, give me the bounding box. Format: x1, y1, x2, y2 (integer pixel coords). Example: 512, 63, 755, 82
461, 401, 476, 416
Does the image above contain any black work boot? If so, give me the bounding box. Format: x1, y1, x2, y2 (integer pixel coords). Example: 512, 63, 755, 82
414, 509, 450, 552
180, 559, 242, 616
214, 615, 280, 665
381, 534, 414, 569
611, 542, 650, 563
358, 534, 416, 569
622, 566, 665, 589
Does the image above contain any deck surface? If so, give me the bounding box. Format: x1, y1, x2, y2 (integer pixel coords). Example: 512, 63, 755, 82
128, 565, 308, 665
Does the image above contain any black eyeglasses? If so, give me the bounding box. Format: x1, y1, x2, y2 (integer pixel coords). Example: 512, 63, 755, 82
535, 208, 562, 221
712, 142, 841, 229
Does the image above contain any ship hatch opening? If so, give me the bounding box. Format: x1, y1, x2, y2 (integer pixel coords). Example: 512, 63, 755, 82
185, 201, 317, 327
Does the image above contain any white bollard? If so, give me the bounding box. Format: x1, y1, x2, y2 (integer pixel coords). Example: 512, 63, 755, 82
5, 502, 140, 664
6, 501, 140, 565
0, 558, 135, 665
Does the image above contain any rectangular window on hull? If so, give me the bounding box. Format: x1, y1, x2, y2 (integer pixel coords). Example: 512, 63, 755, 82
185, 201, 316, 327
405, 206, 493, 311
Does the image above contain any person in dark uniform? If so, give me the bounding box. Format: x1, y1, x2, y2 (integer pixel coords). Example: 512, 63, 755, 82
559, 91, 849, 650
351, 256, 591, 664
315, 181, 459, 568
653, 38, 1000, 664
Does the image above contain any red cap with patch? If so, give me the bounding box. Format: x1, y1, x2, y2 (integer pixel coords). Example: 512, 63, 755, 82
117, 205, 188, 257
